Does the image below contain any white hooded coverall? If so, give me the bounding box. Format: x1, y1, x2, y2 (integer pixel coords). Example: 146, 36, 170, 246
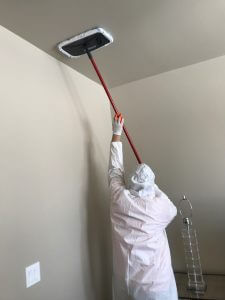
109, 142, 178, 300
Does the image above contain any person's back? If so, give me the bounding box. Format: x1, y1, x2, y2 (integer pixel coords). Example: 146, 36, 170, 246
109, 114, 178, 300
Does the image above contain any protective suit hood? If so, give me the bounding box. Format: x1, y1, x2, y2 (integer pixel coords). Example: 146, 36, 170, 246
129, 163, 156, 198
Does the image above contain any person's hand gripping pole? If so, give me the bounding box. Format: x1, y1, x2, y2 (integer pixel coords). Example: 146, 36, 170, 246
112, 113, 124, 142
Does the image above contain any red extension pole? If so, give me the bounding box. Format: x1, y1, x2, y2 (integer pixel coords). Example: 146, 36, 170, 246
87, 51, 142, 164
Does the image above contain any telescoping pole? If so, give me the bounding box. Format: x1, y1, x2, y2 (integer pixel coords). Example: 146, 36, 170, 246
87, 51, 142, 164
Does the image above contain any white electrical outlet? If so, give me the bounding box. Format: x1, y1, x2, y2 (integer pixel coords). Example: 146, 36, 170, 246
25, 262, 41, 288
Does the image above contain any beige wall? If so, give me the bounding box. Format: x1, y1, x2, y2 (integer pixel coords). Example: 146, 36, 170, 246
0, 26, 112, 300
111, 56, 225, 274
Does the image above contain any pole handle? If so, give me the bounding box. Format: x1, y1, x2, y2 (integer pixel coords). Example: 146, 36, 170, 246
87, 51, 142, 164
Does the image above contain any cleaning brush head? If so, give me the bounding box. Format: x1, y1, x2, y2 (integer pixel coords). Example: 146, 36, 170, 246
58, 27, 113, 58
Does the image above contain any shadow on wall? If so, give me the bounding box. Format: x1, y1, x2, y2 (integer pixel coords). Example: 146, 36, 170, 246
58, 63, 112, 300
85, 124, 112, 300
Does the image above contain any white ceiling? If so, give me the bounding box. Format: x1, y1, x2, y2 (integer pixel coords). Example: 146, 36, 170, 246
1, 0, 225, 87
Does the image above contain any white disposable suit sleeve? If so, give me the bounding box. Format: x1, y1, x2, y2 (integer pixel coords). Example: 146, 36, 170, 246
108, 142, 126, 199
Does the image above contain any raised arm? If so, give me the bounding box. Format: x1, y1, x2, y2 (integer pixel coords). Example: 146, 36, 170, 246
108, 114, 126, 199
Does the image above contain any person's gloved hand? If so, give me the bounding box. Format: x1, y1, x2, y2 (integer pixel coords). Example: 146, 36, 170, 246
113, 113, 124, 136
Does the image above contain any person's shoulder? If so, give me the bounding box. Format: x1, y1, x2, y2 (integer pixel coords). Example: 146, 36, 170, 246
154, 184, 168, 199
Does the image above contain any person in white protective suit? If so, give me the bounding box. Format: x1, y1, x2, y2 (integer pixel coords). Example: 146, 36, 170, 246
109, 113, 178, 300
